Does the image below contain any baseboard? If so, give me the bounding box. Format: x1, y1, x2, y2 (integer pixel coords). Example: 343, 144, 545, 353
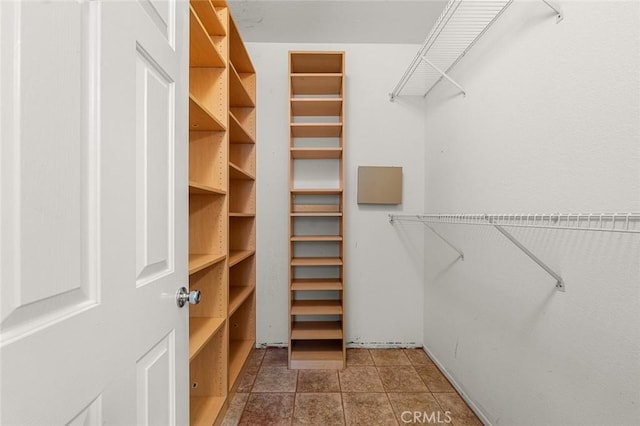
258, 342, 423, 349
347, 342, 423, 349
422, 345, 492, 426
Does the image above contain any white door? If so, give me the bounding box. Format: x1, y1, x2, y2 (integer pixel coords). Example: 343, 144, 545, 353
0, 0, 189, 424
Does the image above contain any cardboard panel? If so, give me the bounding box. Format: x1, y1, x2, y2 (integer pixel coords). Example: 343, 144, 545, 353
357, 166, 402, 204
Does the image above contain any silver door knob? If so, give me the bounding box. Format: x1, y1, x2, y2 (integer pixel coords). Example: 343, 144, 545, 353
176, 287, 201, 307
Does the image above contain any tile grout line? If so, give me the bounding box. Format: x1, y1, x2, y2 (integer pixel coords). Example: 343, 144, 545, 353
238, 348, 267, 423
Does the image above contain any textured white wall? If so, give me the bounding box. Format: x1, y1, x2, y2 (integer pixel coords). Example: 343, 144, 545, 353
422, 1, 640, 425
248, 42, 426, 347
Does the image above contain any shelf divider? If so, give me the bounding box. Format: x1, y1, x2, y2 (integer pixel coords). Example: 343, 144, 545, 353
189, 6, 225, 68
190, 95, 226, 131
291, 300, 343, 315
229, 250, 255, 267
291, 123, 342, 138
189, 317, 225, 361
291, 147, 342, 159
229, 161, 255, 180
189, 253, 226, 275
291, 279, 343, 291
229, 286, 255, 316
291, 321, 343, 340
230, 112, 255, 143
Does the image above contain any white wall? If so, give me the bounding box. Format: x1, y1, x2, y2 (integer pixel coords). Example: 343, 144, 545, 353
248, 42, 426, 347
422, 1, 640, 425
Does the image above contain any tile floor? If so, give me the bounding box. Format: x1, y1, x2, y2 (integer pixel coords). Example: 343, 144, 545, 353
221, 348, 483, 426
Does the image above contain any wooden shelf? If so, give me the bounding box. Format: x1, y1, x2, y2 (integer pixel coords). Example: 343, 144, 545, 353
229, 339, 254, 389
230, 212, 256, 218
229, 286, 254, 316
190, 0, 226, 36
230, 63, 255, 108
291, 123, 342, 138
229, 161, 255, 180
291, 300, 342, 315
291, 212, 342, 217
291, 147, 342, 159
291, 257, 343, 267
290, 340, 344, 369
291, 279, 343, 291
189, 6, 225, 68
190, 95, 225, 131
291, 321, 342, 340
189, 317, 225, 361
189, 181, 226, 195
189, 253, 226, 275
290, 52, 343, 73
229, 250, 255, 267
229, 112, 255, 143
291, 204, 340, 213
291, 74, 342, 95
291, 235, 343, 242
291, 98, 342, 116
190, 396, 226, 426
291, 188, 342, 195
229, 17, 255, 73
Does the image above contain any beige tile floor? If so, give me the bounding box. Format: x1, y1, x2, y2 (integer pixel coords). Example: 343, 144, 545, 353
221, 348, 483, 426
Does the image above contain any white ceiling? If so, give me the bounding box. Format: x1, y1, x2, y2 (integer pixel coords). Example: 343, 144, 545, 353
227, 1, 449, 44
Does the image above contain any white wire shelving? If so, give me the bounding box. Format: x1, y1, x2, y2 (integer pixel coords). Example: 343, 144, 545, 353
389, 213, 640, 292
389, 0, 563, 101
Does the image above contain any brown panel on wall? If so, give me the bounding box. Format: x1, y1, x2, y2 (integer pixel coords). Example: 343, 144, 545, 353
357, 166, 402, 204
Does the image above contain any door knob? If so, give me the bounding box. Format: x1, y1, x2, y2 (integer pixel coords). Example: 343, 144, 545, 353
176, 287, 201, 307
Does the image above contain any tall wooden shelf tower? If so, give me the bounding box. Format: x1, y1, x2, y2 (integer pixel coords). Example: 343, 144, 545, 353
188, 1, 256, 424
288, 51, 346, 369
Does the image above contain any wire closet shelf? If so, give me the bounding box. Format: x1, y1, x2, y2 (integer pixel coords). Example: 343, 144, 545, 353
390, 213, 640, 293
389, 213, 640, 234
389, 0, 563, 101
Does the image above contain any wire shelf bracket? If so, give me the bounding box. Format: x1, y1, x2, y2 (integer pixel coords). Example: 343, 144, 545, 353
390, 214, 464, 260
542, 0, 564, 22
389, 0, 564, 102
389, 213, 640, 293
420, 55, 466, 98
486, 216, 564, 291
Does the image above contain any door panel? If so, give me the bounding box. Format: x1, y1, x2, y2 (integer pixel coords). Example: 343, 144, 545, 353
0, 0, 189, 424
1, 0, 99, 341
135, 45, 175, 286
136, 331, 176, 426
138, 0, 175, 46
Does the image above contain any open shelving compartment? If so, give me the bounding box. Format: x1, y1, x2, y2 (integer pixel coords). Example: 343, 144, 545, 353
226, 11, 257, 393
228, 290, 256, 390
190, 325, 227, 426
288, 51, 346, 369
189, 2, 229, 424
188, 1, 256, 423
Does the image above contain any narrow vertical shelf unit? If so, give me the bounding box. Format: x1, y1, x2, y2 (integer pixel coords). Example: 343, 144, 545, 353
227, 11, 257, 394
288, 51, 346, 369
188, 1, 256, 424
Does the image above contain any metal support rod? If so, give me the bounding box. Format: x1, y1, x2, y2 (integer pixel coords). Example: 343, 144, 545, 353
421, 220, 465, 261
420, 56, 467, 97
541, 0, 564, 23
487, 217, 565, 292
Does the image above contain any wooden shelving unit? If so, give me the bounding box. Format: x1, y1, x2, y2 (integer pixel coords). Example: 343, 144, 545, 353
289, 51, 346, 369
188, 1, 256, 424
291, 147, 343, 159
226, 9, 256, 398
